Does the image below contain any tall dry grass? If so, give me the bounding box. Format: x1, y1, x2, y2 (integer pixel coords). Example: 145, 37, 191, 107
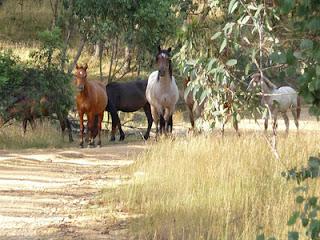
105, 131, 320, 239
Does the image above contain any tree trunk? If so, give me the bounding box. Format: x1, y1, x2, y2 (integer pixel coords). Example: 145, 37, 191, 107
94, 40, 104, 58
107, 37, 119, 83
50, 0, 60, 28
68, 37, 86, 74
124, 45, 132, 72
98, 41, 104, 81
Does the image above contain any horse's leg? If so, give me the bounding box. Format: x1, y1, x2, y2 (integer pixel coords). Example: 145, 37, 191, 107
281, 112, 289, 135
150, 105, 159, 140
79, 111, 85, 148
264, 111, 269, 132
109, 110, 120, 141
291, 108, 299, 130
97, 112, 104, 147
22, 119, 28, 135
29, 117, 36, 130
143, 103, 153, 140
87, 113, 95, 147
65, 117, 74, 142
159, 115, 165, 135
118, 119, 125, 141
221, 114, 230, 137
163, 108, 171, 136
168, 115, 173, 133
58, 115, 66, 141
188, 106, 195, 129
272, 110, 278, 137
233, 115, 240, 137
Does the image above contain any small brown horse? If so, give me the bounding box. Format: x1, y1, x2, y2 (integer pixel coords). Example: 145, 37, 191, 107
75, 64, 108, 147
0, 96, 74, 142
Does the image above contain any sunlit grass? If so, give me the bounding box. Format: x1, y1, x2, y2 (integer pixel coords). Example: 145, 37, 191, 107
0, 120, 75, 149
102, 132, 320, 239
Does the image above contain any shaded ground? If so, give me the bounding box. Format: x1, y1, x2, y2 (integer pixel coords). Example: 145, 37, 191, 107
0, 143, 146, 240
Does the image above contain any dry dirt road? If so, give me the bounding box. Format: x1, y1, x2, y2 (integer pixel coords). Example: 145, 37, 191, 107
0, 143, 147, 240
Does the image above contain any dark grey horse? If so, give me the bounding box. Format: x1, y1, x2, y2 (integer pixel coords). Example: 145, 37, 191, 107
106, 79, 153, 141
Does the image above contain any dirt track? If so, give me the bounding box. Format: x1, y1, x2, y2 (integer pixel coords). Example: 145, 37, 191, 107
0, 143, 146, 240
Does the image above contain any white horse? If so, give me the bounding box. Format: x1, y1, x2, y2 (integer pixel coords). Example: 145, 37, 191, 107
146, 46, 179, 137
248, 73, 301, 134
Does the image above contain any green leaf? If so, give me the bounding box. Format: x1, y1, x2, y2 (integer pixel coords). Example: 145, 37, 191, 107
307, 17, 320, 32
230, 1, 239, 14
245, 63, 251, 75
295, 195, 304, 204
211, 32, 222, 40
241, 16, 251, 25
226, 59, 237, 66
228, 0, 238, 14
293, 51, 303, 59
280, 0, 294, 14
254, 4, 264, 18
288, 231, 299, 240
184, 83, 193, 100
270, 51, 287, 64
308, 197, 318, 207
199, 90, 208, 105
300, 39, 313, 50
301, 218, 309, 227
316, 65, 320, 77
288, 211, 300, 226
220, 38, 227, 53
207, 59, 215, 71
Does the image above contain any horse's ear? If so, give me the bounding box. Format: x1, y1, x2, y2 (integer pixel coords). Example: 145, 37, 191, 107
168, 47, 172, 53
76, 64, 80, 69
157, 45, 161, 52
84, 63, 88, 70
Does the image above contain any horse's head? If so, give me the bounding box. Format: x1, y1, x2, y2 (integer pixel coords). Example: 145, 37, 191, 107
247, 73, 262, 90
75, 63, 88, 92
156, 46, 172, 78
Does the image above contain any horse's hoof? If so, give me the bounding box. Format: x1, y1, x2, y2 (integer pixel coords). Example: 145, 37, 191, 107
80, 143, 84, 148
119, 135, 125, 141
143, 135, 149, 140
110, 136, 116, 142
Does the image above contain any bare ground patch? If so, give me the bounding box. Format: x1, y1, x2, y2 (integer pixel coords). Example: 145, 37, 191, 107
0, 143, 146, 240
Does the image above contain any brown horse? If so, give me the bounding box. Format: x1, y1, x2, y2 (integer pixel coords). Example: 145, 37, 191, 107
183, 76, 205, 130
0, 96, 74, 142
183, 76, 239, 135
75, 64, 108, 147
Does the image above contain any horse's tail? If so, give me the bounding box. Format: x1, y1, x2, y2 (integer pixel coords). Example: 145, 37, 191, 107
297, 96, 301, 120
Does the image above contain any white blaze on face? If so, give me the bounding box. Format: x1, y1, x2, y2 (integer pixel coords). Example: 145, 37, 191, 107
160, 53, 167, 58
